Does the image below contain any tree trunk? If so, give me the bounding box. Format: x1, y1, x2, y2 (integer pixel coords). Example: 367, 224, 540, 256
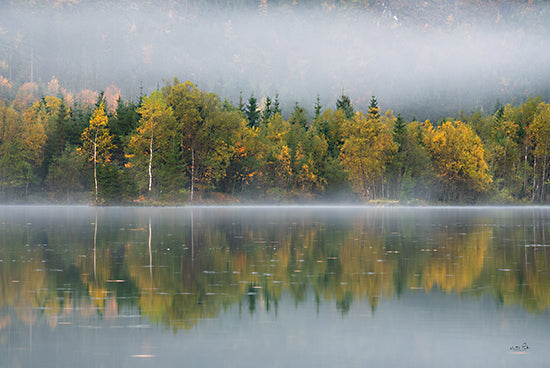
531, 155, 537, 201
148, 125, 154, 195
25, 166, 29, 201
94, 131, 98, 203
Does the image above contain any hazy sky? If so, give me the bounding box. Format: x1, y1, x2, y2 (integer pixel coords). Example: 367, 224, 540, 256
1, 1, 549, 119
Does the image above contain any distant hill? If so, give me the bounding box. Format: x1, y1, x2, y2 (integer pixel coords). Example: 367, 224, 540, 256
1, 0, 549, 119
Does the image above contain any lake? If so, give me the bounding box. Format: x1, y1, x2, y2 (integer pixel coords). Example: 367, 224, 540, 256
0, 205, 549, 367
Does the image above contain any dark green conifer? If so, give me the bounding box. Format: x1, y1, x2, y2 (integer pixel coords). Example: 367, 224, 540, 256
367, 95, 380, 120
261, 96, 273, 124
314, 93, 323, 118
238, 91, 245, 112
393, 113, 406, 147
246, 93, 260, 128
273, 92, 281, 114
336, 93, 354, 119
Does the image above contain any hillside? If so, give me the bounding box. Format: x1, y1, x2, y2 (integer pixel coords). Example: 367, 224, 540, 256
1, 0, 549, 119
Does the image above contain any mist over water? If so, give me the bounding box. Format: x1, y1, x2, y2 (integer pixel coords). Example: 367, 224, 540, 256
1, 1, 549, 118
2, 205, 550, 367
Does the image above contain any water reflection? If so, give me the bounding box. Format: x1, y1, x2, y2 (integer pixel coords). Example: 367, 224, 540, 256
1, 206, 550, 366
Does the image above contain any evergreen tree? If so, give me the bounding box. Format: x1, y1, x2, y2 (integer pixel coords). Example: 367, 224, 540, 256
45, 145, 87, 201
336, 93, 354, 119
368, 95, 380, 120
493, 99, 504, 115
387, 113, 407, 199
494, 105, 505, 125
238, 91, 245, 112
68, 102, 92, 147
393, 113, 406, 147
289, 104, 327, 194
273, 92, 281, 115
109, 96, 140, 165
289, 102, 308, 128
96, 162, 137, 204
95, 91, 106, 110
309, 109, 350, 195
314, 93, 323, 118
261, 96, 273, 124
40, 97, 71, 182
246, 94, 260, 128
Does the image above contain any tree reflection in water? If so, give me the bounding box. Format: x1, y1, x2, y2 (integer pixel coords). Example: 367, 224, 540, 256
0, 206, 549, 332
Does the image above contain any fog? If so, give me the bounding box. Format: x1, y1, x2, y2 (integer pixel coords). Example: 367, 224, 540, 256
1, 1, 550, 119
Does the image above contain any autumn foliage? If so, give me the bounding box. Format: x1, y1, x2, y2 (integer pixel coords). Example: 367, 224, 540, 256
1, 79, 550, 204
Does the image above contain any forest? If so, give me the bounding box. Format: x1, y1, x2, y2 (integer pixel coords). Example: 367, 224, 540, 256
0, 77, 549, 204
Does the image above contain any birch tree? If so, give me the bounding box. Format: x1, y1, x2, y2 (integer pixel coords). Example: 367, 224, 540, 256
528, 102, 550, 201
128, 91, 175, 196
340, 111, 396, 200
80, 102, 114, 203
163, 80, 203, 201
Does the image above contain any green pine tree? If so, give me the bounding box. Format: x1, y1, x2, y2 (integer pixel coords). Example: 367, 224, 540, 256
314, 93, 323, 118
368, 95, 380, 120
246, 94, 260, 128
273, 92, 281, 115
393, 113, 406, 147
261, 96, 273, 124
336, 93, 354, 119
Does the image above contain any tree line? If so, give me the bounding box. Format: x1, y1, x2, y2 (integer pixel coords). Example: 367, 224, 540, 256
1, 78, 549, 204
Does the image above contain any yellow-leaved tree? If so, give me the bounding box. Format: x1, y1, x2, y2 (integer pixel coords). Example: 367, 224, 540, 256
423, 120, 492, 201
528, 102, 550, 201
340, 109, 396, 200
128, 91, 175, 197
80, 102, 115, 203
0, 101, 46, 199
20, 103, 47, 197
259, 113, 293, 191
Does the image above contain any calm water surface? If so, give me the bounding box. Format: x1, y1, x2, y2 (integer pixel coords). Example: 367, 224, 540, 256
1, 206, 549, 367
